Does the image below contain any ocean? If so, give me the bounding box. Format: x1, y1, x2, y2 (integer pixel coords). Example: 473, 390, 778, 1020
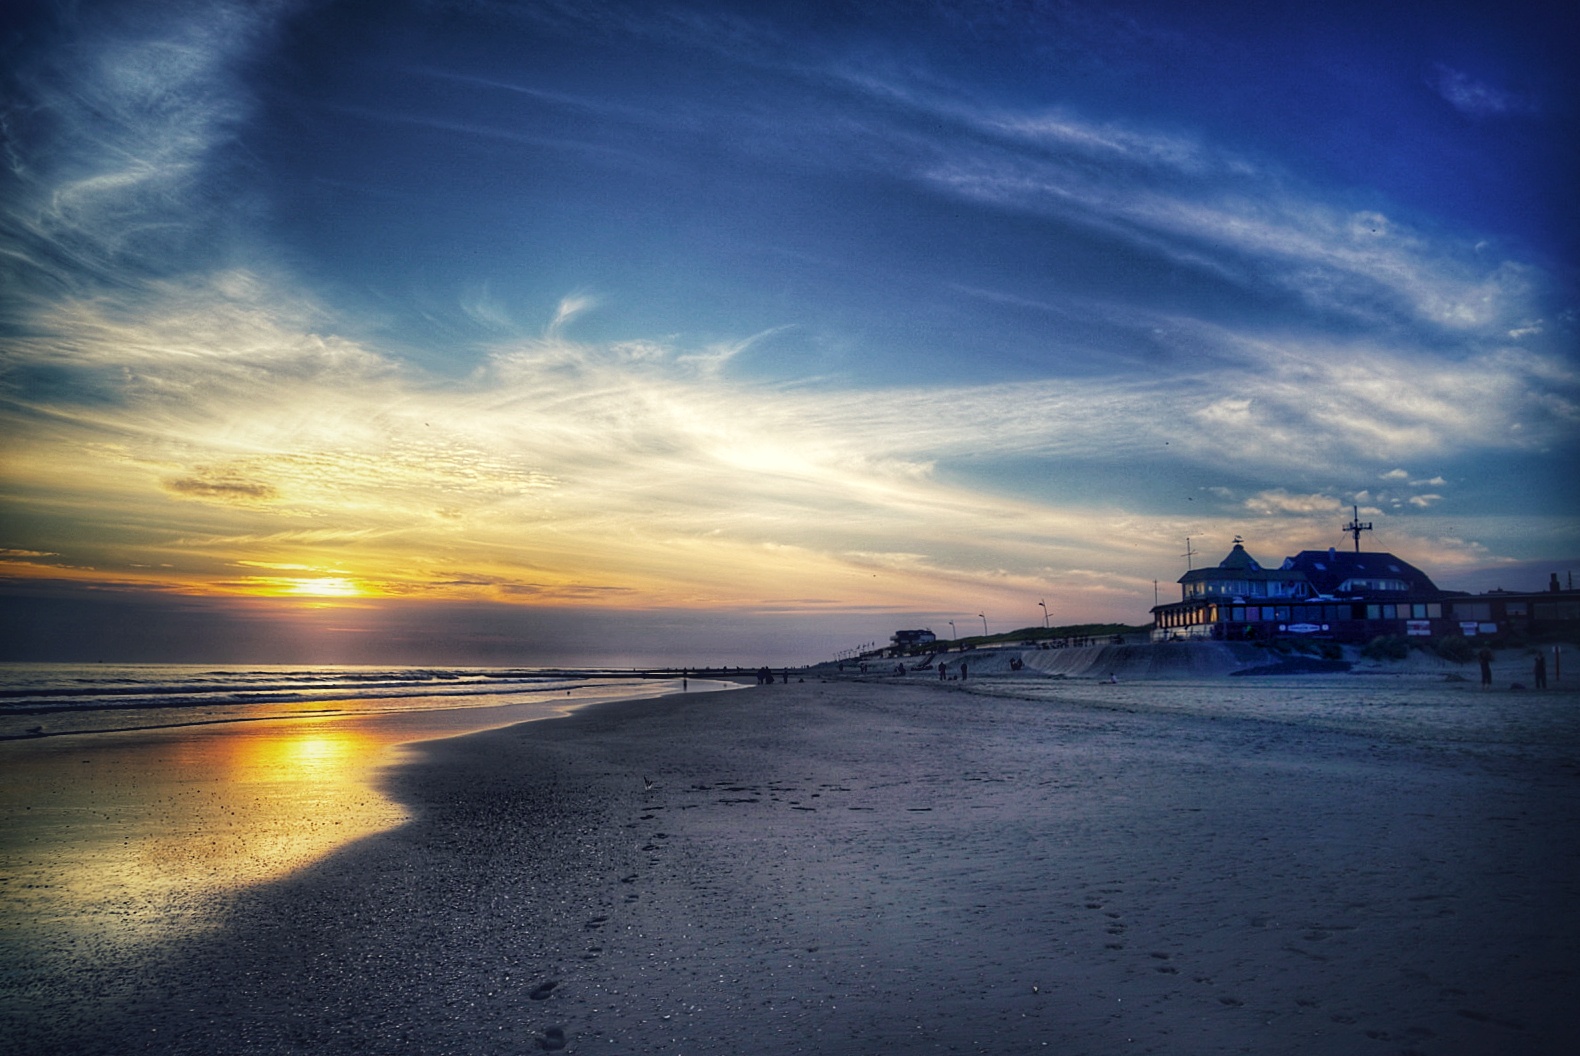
0, 662, 725, 740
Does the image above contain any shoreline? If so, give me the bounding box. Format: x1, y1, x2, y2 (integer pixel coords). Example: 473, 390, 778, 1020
16, 676, 1580, 1054
0, 679, 741, 1010
0, 673, 750, 741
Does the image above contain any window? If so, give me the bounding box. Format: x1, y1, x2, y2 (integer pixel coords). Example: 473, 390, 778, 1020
1341, 578, 1409, 593
1535, 602, 1580, 620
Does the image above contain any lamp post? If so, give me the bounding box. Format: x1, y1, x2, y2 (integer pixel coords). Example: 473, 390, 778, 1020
948, 620, 957, 642
1038, 599, 1049, 628
979, 613, 989, 636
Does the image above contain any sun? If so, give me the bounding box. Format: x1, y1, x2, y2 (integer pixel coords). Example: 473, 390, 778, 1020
281, 577, 363, 598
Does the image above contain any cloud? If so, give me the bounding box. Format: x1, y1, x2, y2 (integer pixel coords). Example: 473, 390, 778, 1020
0, 2, 285, 308
3, 2, 1575, 629
909, 94, 1547, 337
547, 292, 599, 337
1243, 490, 1342, 515
1429, 64, 1537, 119
5, 258, 1575, 613
165, 473, 280, 503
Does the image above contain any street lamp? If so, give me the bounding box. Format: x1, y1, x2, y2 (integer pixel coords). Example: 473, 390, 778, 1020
1038, 599, 1049, 628
948, 620, 957, 641
979, 613, 989, 636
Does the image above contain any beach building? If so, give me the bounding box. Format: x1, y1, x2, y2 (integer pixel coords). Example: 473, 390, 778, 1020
890, 629, 937, 653
1151, 538, 1451, 644
1152, 538, 1578, 644
1447, 575, 1580, 640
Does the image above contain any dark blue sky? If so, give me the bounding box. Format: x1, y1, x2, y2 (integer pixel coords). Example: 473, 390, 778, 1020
1, 0, 1575, 662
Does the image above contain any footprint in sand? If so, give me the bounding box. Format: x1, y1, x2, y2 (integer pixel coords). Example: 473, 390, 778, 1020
1457, 1009, 1525, 1031
529, 980, 559, 1000
584, 916, 609, 929
536, 1026, 567, 1050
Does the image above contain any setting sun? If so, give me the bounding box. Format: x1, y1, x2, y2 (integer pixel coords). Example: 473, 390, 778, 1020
282, 577, 363, 598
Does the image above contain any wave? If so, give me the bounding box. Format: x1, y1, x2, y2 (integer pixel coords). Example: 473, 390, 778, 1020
0, 663, 706, 737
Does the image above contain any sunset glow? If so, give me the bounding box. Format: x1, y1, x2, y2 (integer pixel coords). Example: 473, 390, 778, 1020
1, 0, 1574, 664
275, 578, 365, 600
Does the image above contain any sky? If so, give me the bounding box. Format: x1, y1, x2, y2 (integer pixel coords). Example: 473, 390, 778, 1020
1, 0, 1577, 666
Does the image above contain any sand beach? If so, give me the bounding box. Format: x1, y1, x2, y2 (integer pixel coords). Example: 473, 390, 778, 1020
8, 659, 1580, 1055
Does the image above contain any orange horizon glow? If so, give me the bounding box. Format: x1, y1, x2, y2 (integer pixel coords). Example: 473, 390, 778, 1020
274, 576, 365, 598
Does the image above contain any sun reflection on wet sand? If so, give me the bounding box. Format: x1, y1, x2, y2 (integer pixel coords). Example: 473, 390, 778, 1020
0, 681, 720, 977
0, 721, 409, 963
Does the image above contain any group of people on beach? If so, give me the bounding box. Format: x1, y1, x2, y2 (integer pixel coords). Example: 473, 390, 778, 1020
754, 667, 788, 685
1478, 646, 1553, 689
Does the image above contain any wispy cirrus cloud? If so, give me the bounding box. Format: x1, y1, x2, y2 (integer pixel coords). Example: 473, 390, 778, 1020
1429, 64, 1538, 119
5, 256, 1573, 613
0, 1, 290, 307
918, 128, 1542, 338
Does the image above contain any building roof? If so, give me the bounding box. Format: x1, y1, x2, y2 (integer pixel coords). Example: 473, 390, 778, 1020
1179, 542, 1308, 585
1281, 549, 1442, 596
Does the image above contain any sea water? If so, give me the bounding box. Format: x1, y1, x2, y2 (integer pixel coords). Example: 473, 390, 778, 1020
0, 664, 737, 985
0, 662, 711, 739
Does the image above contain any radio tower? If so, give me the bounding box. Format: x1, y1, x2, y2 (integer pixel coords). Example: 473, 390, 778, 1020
1343, 505, 1373, 553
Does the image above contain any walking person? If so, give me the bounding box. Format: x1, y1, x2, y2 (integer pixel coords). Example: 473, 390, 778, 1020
1534, 651, 1547, 689
1478, 647, 1493, 688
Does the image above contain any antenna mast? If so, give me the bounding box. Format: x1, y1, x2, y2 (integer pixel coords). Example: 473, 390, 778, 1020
1343, 505, 1373, 553
1182, 537, 1198, 571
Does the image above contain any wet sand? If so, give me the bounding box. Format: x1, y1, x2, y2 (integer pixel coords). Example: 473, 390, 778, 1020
14, 675, 1580, 1055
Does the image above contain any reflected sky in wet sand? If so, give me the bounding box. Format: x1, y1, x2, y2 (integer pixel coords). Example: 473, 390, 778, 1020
0, 682, 719, 972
